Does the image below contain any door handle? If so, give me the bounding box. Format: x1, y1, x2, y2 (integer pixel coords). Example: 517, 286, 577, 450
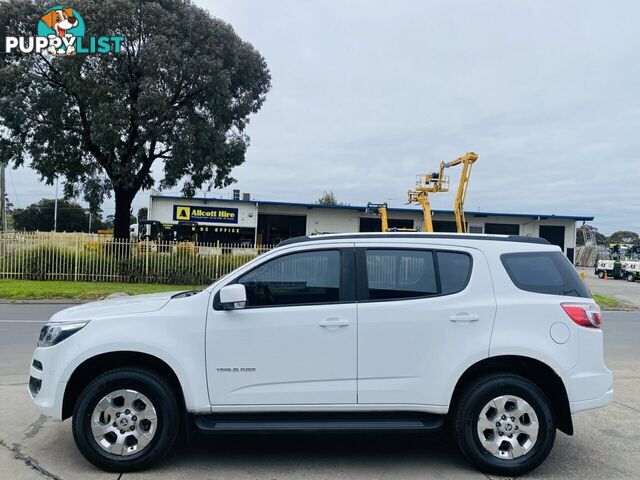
319, 318, 349, 328
449, 313, 480, 324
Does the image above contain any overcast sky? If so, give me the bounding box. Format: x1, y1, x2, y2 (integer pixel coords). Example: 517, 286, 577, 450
6, 0, 639, 234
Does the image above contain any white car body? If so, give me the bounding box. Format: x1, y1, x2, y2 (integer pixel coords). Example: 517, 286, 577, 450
30, 233, 612, 422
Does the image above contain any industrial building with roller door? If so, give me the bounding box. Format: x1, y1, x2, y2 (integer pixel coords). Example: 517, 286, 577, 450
146, 189, 593, 262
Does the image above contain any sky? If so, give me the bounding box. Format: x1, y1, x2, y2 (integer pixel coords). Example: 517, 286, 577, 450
5, 0, 640, 234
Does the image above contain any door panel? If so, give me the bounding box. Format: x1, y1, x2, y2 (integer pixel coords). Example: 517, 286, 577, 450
208, 303, 356, 405
356, 244, 496, 406
207, 245, 357, 405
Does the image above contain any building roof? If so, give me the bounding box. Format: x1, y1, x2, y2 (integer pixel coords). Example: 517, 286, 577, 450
150, 194, 595, 222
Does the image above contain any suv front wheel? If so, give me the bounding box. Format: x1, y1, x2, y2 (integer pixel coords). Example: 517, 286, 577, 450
72, 368, 179, 472
453, 373, 555, 477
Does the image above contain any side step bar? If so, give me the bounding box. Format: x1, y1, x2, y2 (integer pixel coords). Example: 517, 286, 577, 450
194, 412, 445, 434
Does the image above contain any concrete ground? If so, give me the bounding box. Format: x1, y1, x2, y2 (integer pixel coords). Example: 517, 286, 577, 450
579, 268, 640, 307
1, 304, 639, 479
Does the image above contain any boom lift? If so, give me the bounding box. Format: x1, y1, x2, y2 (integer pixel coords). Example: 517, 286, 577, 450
366, 202, 390, 232
407, 152, 478, 233
366, 202, 418, 232
371, 152, 478, 234
407, 162, 452, 233
442, 152, 479, 233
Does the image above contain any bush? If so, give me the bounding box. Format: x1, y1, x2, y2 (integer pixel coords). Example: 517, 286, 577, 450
1, 243, 259, 284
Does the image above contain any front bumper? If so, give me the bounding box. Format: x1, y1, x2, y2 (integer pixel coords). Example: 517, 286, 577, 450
28, 347, 67, 420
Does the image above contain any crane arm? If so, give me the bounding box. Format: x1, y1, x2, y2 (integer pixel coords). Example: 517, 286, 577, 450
379, 205, 389, 232
407, 192, 434, 232
442, 152, 479, 169
443, 152, 478, 233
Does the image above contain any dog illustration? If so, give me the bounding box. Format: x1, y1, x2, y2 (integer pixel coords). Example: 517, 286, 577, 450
40, 8, 78, 55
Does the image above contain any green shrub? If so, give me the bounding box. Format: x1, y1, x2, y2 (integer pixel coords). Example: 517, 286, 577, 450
1, 244, 259, 284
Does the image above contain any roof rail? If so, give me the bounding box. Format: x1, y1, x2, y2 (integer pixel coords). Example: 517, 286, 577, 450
278, 233, 551, 247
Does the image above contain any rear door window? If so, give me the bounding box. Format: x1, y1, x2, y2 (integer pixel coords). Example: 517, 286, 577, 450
501, 251, 591, 298
363, 249, 472, 301
366, 250, 438, 300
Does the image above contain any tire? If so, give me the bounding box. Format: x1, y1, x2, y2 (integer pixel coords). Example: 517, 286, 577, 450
453, 373, 555, 477
597, 271, 605, 279
627, 273, 635, 282
72, 368, 180, 472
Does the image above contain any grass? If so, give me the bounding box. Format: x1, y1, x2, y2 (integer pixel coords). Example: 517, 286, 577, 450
0, 279, 206, 301
0, 279, 630, 308
592, 293, 625, 310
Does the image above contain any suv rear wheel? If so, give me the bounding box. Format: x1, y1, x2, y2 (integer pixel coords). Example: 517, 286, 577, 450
453, 373, 555, 476
72, 368, 179, 472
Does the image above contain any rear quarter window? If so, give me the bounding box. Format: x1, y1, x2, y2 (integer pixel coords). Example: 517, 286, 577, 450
437, 251, 472, 295
501, 251, 591, 298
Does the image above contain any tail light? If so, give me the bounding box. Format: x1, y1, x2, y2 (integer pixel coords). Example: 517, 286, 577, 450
561, 303, 601, 328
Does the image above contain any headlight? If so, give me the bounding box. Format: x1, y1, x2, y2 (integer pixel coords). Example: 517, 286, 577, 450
38, 322, 88, 347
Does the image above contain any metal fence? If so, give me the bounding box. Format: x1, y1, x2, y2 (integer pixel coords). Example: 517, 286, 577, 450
0, 232, 275, 284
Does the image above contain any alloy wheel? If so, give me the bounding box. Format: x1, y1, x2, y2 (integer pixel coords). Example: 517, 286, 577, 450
476, 395, 539, 459
91, 389, 158, 456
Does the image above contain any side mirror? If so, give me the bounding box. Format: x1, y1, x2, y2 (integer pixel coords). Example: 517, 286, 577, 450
218, 284, 247, 310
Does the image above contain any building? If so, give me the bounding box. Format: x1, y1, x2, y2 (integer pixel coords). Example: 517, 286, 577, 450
147, 192, 593, 261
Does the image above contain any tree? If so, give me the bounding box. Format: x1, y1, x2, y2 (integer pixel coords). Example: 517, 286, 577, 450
607, 230, 640, 245
99, 213, 135, 231
137, 207, 148, 221
13, 198, 93, 232
316, 191, 348, 206
0, 0, 271, 238
576, 225, 606, 246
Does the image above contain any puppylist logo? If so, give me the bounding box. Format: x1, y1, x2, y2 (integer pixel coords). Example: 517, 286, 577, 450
5, 6, 124, 55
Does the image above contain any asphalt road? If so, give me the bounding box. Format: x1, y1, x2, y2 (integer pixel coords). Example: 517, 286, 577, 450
580, 269, 640, 307
1, 303, 639, 479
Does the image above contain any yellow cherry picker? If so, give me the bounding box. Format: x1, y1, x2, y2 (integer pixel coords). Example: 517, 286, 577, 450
369, 152, 479, 233
406, 152, 478, 233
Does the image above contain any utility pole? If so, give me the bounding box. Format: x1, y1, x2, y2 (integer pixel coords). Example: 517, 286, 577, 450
0, 164, 6, 233
53, 176, 58, 232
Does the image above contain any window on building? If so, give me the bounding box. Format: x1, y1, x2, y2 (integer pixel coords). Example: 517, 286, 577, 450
257, 214, 306, 244
359, 217, 414, 232
432, 221, 458, 232
485, 223, 520, 235
238, 250, 340, 307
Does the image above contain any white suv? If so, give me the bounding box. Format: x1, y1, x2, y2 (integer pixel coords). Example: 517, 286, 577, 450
29, 233, 613, 476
